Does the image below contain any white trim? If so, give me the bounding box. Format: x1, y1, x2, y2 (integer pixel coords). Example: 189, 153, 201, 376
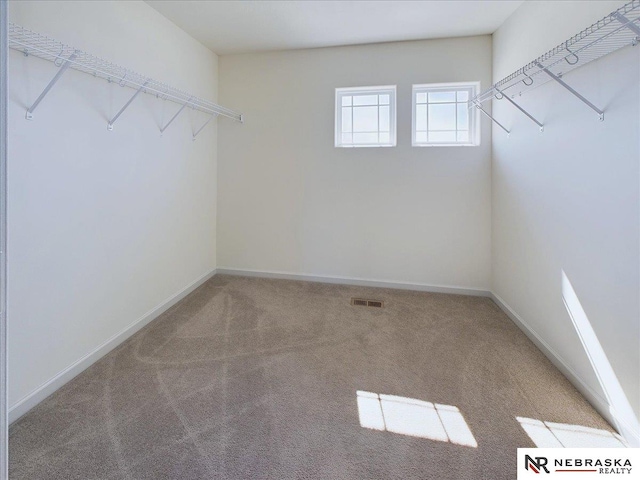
490, 292, 640, 447
216, 267, 490, 297
8, 269, 217, 424
0, 0, 8, 476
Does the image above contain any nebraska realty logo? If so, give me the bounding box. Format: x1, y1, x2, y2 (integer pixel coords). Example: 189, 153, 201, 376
517, 448, 640, 478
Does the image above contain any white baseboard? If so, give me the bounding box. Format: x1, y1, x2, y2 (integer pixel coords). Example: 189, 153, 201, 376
490, 292, 640, 447
8, 269, 217, 424
216, 267, 491, 297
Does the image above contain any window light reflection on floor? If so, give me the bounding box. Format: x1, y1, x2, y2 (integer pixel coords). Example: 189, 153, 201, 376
517, 416, 628, 448
356, 391, 478, 447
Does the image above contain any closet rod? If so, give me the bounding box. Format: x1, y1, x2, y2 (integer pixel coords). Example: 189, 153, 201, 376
8, 23, 243, 130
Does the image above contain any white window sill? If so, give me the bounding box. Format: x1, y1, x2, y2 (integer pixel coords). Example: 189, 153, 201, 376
412, 143, 480, 147
335, 144, 396, 148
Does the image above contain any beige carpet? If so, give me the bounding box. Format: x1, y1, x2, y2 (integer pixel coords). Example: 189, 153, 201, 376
9, 275, 617, 479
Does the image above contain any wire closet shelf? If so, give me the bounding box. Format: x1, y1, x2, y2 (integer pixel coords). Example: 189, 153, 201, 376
470, 0, 640, 123
8, 22, 243, 129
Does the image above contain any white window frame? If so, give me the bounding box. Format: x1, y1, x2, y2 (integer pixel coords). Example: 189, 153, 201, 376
335, 85, 397, 148
412, 82, 480, 147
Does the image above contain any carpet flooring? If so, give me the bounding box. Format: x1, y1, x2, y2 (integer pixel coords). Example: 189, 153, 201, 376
9, 275, 618, 479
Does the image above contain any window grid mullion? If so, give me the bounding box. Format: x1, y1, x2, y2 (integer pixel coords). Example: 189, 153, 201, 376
351, 101, 354, 142
454, 99, 458, 141
426, 97, 429, 142
377, 96, 380, 144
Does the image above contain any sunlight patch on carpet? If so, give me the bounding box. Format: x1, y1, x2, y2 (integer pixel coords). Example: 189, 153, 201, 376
356, 391, 477, 447
517, 416, 627, 448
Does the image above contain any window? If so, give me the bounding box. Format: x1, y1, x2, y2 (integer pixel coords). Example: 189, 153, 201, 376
335, 85, 396, 147
412, 82, 480, 146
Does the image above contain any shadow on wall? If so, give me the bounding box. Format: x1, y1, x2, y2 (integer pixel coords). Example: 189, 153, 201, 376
562, 270, 640, 446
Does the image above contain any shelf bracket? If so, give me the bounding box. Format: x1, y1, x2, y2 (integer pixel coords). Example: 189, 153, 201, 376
192, 113, 217, 141
25, 52, 77, 120
495, 87, 544, 132
612, 12, 640, 37
107, 81, 149, 131
160, 97, 192, 135
535, 61, 604, 120
473, 103, 510, 135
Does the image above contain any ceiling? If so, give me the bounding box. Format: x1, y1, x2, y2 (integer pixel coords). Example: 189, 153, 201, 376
146, 0, 525, 55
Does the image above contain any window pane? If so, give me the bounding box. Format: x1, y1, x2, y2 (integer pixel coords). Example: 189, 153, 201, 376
342, 107, 353, 133
457, 104, 469, 130
429, 131, 456, 143
353, 106, 378, 132
457, 90, 469, 102
411, 84, 477, 146
353, 95, 378, 106
353, 132, 379, 144
428, 91, 456, 103
379, 106, 390, 131
428, 103, 456, 130
416, 104, 427, 131
336, 86, 396, 147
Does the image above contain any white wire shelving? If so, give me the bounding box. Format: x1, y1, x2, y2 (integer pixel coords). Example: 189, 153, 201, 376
8, 23, 243, 138
471, 0, 640, 134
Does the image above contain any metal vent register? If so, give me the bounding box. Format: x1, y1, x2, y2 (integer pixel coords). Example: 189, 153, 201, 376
351, 298, 384, 308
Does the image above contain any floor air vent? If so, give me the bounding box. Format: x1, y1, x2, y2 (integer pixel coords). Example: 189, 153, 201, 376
351, 298, 384, 308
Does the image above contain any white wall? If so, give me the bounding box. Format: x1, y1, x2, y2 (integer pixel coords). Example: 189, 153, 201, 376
8, 1, 219, 413
491, 0, 639, 443
218, 36, 492, 291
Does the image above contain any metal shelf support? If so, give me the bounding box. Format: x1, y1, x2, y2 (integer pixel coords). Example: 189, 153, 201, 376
534, 61, 604, 120
160, 97, 192, 135
613, 11, 640, 36
469, 1, 640, 134
473, 103, 510, 135
25, 51, 76, 120
495, 88, 544, 132
192, 113, 216, 141
107, 81, 148, 131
